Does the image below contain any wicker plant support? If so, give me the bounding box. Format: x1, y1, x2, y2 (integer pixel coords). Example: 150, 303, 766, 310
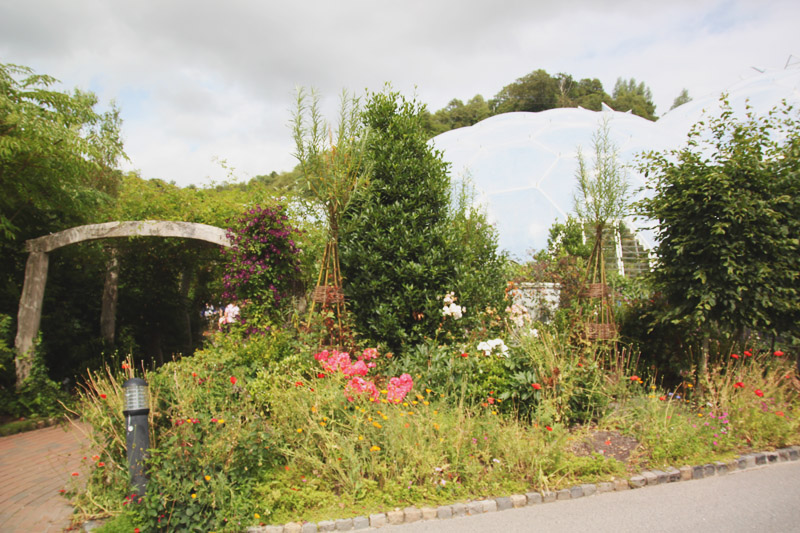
584, 283, 610, 299
311, 285, 345, 305
586, 322, 618, 341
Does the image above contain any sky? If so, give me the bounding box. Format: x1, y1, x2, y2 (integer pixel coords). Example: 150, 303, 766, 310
1, 0, 798, 188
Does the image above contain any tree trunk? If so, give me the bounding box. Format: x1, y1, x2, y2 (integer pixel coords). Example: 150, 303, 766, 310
100, 248, 119, 347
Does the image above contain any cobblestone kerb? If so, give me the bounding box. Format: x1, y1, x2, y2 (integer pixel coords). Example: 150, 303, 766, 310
246, 446, 800, 532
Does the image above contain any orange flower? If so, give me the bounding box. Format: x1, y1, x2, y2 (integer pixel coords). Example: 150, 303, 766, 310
630, 376, 640, 382
532, 383, 542, 390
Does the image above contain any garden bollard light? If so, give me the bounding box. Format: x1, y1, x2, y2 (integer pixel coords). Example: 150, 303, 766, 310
122, 378, 150, 497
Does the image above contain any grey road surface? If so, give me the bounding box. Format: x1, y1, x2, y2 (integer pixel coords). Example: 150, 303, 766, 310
379, 461, 800, 533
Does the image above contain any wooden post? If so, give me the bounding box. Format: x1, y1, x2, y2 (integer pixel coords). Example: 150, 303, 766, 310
14, 251, 49, 384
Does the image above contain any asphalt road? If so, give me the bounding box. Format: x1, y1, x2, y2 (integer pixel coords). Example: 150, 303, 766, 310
380, 461, 800, 533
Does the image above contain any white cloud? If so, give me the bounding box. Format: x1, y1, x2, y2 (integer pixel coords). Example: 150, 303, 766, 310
1, 0, 798, 186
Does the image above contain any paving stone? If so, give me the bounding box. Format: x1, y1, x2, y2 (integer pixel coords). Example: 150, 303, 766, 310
510, 494, 527, 508
629, 475, 646, 488
692, 465, 705, 479
789, 446, 800, 460
679, 466, 693, 481
368, 515, 386, 529
665, 467, 681, 482
285, 523, 303, 533
743, 455, 757, 468
482, 500, 498, 513
726, 460, 739, 473
613, 478, 630, 491
641, 471, 658, 485
714, 461, 728, 475
736, 457, 747, 469
495, 497, 513, 511
778, 448, 791, 462
526, 492, 543, 505
436, 506, 453, 520
467, 501, 484, 515
245, 527, 266, 533
318, 521, 336, 532
597, 482, 614, 493
264, 527, 284, 533
452, 503, 467, 517
557, 488, 571, 500
420, 507, 437, 520
767, 452, 779, 463
352, 516, 369, 530
334, 518, 353, 531
302, 523, 319, 533
652, 470, 669, 484
703, 464, 716, 477
754, 452, 767, 465
386, 511, 404, 525
569, 486, 584, 499
542, 490, 558, 502
581, 483, 598, 497
403, 507, 422, 523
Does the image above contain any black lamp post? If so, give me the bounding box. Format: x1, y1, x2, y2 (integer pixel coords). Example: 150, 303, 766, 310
122, 378, 150, 497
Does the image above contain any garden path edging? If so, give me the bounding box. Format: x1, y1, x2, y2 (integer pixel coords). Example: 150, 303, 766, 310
246, 446, 800, 533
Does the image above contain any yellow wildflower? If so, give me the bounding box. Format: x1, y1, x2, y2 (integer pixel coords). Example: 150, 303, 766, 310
370, 445, 381, 452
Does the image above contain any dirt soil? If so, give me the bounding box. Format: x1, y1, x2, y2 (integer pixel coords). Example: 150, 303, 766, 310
570, 429, 641, 467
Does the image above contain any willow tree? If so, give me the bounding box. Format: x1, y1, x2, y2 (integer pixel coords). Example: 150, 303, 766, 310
292, 88, 370, 344
573, 117, 629, 342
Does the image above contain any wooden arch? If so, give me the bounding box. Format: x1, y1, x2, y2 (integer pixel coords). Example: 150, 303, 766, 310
14, 221, 231, 383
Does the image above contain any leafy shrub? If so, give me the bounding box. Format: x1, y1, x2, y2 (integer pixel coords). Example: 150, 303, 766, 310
222, 204, 303, 334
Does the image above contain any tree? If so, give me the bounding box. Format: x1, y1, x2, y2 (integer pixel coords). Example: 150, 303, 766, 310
636, 98, 800, 371
0, 63, 125, 241
670, 88, 692, 111
611, 78, 657, 121
339, 90, 455, 353
490, 69, 560, 114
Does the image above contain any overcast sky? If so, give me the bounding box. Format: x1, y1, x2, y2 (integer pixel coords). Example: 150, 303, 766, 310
2, 0, 798, 187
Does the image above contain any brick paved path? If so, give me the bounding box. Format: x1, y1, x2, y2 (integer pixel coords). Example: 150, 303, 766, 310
0, 423, 89, 532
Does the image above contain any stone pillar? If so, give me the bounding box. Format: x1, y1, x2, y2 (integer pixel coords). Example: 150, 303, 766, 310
101, 248, 119, 346
14, 251, 50, 384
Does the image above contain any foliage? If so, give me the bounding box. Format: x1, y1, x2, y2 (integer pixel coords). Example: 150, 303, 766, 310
339, 90, 454, 353
0, 62, 125, 241
222, 204, 303, 334
0, 322, 69, 418
291, 88, 371, 235
574, 117, 630, 232
611, 78, 657, 121
670, 88, 692, 111
636, 98, 800, 347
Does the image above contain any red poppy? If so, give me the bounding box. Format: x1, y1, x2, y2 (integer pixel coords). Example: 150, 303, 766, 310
97, 462, 105, 467
71, 472, 79, 477
744, 351, 752, 357
754, 389, 764, 397
532, 383, 542, 390
100, 393, 107, 399
294, 381, 304, 387
58, 489, 66, 493
487, 397, 495, 404
230, 376, 237, 385
460, 352, 468, 358
545, 426, 553, 432
731, 353, 740, 359
577, 363, 583, 367
121, 363, 129, 370
734, 382, 745, 389
192, 372, 197, 377
630, 375, 640, 382
317, 373, 326, 379
659, 396, 666, 401
774, 351, 785, 357
775, 411, 785, 417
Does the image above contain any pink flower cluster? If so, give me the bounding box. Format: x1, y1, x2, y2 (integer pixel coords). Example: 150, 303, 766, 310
314, 349, 378, 377
387, 374, 413, 403
345, 377, 379, 401
313, 348, 412, 404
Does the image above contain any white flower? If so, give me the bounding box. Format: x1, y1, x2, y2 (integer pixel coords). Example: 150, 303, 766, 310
442, 302, 464, 320
477, 338, 509, 356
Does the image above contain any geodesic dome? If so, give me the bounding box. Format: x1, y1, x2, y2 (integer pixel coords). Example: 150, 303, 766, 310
431, 66, 800, 261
